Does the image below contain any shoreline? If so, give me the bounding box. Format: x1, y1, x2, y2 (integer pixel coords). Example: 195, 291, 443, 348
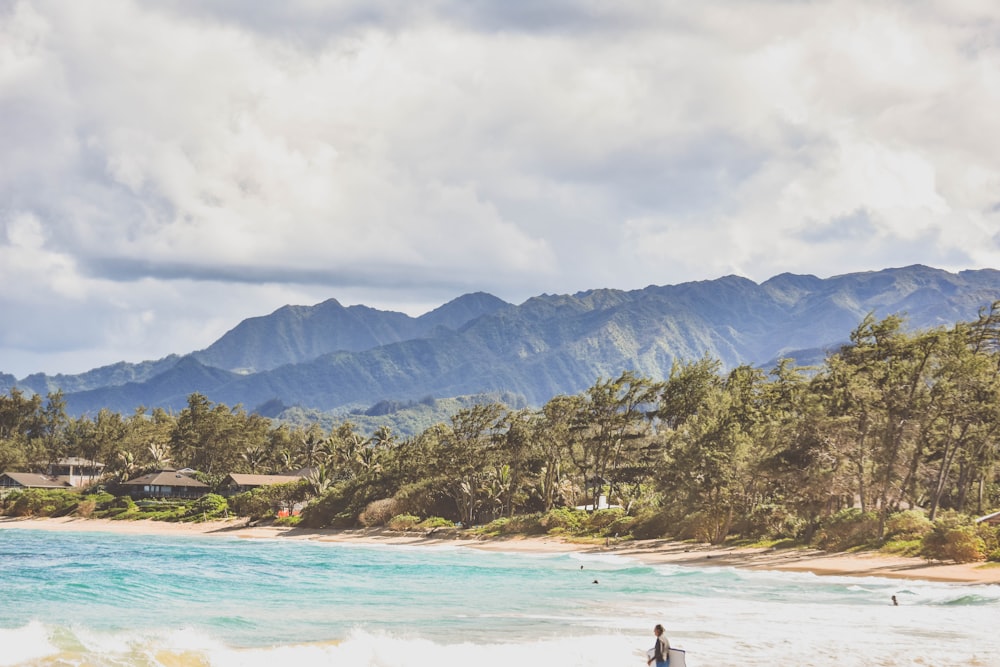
3, 516, 998, 585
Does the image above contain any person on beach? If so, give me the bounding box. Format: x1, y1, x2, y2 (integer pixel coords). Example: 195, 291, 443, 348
647, 624, 670, 666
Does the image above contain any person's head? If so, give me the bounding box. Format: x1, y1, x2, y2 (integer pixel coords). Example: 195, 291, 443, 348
654, 624, 664, 636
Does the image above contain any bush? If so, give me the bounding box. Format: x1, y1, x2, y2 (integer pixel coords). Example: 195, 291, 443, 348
418, 516, 454, 529
628, 509, 673, 540
678, 510, 734, 544
586, 508, 626, 535
76, 499, 97, 518
978, 524, 999, 560
386, 514, 421, 531
812, 508, 879, 550
885, 510, 933, 540
5, 489, 80, 517
298, 486, 350, 529
743, 503, 805, 540
189, 494, 228, 520
97, 496, 138, 519
879, 539, 923, 557
604, 514, 638, 538
539, 508, 586, 534
227, 490, 272, 519
922, 523, 986, 563
359, 498, 400, 527
479, 514, 545, 536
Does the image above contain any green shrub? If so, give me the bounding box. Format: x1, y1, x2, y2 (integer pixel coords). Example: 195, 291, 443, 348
480, 517, 509, 535
5, 489, 80, 517
604, 514, 638, 538
94, 496, 138, 519
880, 539, 923, 557
506, 514, 545, 535
143, 510, 186, 521
228, 490, 273, 519
189, 494, 229, 520
479, 514, 545, 536
418, 516, 453, 529
744, 503, 805, 540
812, 508, 879, 550
885, 510, 933, 540
678, 510, 735, 544
387, 513, 421, 531
922, 524, 986, 563
586, 508, 626, 535
539, 508, 586, 534
359, 498, 400, 527
978, 524, 999, 560
628, 509, 673, 540
76, 499, 97, 518
298, 485, 351, 529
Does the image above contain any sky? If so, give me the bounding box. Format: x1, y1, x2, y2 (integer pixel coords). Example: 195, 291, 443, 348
2, 0, 1000, 379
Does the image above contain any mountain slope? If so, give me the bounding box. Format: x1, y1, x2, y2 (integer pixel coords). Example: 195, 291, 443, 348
33, 265, 1000, 415
191, 292, 510, 373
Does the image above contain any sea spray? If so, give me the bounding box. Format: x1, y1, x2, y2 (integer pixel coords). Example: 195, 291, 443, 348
0, 621, 59, 666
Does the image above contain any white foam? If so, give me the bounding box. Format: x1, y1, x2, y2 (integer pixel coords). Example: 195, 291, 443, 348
0, 621, 59, 666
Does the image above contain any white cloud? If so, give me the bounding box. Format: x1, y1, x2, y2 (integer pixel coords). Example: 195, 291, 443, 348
2, 0, 1000, 377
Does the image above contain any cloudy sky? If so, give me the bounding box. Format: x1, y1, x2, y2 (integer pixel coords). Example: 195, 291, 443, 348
2, 0, 999, 378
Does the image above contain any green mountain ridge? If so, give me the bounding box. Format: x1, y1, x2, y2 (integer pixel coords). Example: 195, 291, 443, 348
11, 265, 1000, 418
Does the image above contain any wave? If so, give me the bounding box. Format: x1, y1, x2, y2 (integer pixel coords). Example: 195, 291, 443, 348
935, 593, 999, 606
0, 621, 58, 666
0, 623, 650, 667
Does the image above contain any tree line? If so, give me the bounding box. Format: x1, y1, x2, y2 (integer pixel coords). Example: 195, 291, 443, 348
2, 306, 1000, 548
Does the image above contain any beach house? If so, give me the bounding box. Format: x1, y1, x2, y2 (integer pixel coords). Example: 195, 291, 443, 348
47, 458, 105, 487
122, 469, 209, 499
0, 472, 74, 496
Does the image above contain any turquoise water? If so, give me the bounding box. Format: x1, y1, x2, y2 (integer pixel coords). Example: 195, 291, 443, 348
1, 528, 998, 666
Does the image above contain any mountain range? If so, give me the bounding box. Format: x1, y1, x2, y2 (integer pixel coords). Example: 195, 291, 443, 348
5, 265, 1000, 419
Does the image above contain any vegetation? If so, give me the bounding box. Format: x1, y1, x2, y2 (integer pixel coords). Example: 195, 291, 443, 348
3, 307, 1000, 564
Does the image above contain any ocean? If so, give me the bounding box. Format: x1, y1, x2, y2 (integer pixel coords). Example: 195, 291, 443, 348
0, 528, 997, 667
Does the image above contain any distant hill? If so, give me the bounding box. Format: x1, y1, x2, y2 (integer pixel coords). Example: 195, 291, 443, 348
189, 292, 510, 373
11, 265, 1000, 419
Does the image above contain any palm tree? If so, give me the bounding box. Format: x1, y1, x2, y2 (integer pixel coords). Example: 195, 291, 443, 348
371, 425, 396, 450
306, 463, 332, 496
148, 442, 173, 470
298, 428, 327, 468
241, 445, 270, 474
113, 449, 137, 483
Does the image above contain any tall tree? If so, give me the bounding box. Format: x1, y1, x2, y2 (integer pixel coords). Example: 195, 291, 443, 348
569, 371, 658, 510
438, 403, 506, 525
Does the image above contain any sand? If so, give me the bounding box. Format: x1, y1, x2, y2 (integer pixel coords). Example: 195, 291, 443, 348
2, 516, 998, 585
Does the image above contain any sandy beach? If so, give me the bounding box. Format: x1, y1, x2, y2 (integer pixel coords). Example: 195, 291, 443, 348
2, 516, 998, 585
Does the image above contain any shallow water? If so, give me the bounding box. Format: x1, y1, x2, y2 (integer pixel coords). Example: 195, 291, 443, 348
0, 528, 997, 666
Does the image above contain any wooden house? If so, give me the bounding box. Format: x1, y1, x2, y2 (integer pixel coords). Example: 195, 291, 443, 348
0, 472, 74, 496
47, 458, 105, 487
122, 469, 209, 500
222, 473, 304, 496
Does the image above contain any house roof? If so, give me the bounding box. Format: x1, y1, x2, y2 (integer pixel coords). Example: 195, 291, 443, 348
225, 473, 303, 486
0, 472, 73, 489
123, 470, 209, 487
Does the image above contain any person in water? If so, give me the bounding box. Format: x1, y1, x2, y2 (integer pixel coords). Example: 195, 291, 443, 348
647, 623, 670, 666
